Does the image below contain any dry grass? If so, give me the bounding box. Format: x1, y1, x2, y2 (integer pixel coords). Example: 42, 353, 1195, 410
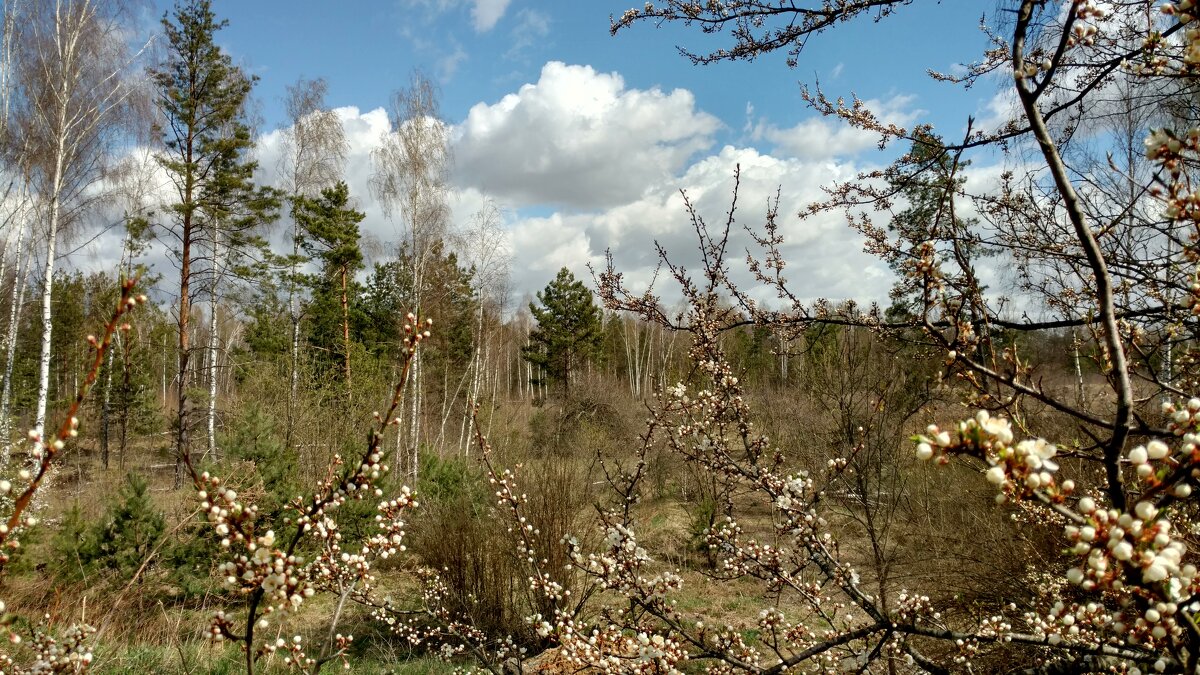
4, 352, 1103, 672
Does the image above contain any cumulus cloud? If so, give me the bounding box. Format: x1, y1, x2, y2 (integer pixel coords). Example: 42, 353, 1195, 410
253, 105, 416, 264
438, 42, 468, 80
72, 65, 918, 315
452, 62, 721, 209
506, 8, 551, 60
750, 94, 922, 160
503, 145, 895, 308
251, 106, 509, 270
399, 0, 511, 33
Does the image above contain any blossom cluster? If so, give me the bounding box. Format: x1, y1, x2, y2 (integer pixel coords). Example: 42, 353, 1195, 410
918, 405, 1198, 664
916, 410, 1073, 503
0, 623, 95, 674
189, 315, 432, 669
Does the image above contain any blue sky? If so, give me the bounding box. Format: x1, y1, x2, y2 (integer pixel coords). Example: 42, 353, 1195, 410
211, 1, 994, 142
128, 1, 1011, 307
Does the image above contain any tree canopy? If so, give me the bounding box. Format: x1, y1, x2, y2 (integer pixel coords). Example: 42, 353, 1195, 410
522, 267, 603, 393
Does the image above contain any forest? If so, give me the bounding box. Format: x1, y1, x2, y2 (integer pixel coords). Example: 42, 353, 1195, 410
1, 0, 1199, 673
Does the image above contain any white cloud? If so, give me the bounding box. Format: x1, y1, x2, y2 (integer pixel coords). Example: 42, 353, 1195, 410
70, 69, 918, 315
503, 145, 896, 308
471, 0, 512, 32
750, 94, 922, 160
974, 88, 1021, 136
453, 62, 721, 209
251, 107, 507, 273
398, 0, 511, 33
438, 42, 468, 80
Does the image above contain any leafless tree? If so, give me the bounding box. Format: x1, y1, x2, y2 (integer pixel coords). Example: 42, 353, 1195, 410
371, 70, 451, 478
455, 199, 510, 455
278, 76, 347, 447
15, 0, 148, 451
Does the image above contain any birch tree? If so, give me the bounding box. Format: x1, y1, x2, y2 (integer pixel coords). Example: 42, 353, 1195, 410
0, 191, 28, 464
370, 71, 450, 476
457, 201, 509, 454
278, 77, 346, 445
16, 0, 146, 453
199, 122, 278, 462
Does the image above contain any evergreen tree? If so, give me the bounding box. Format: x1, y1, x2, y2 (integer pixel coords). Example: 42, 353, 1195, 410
360, 260, 409, 360
885, 128, 986, 321
294, 181, 364, 393
244, 283, 291, 359
522, 268, 603, 394
361, 242, 475, 367
221, 405, 295, 524
87, 473, 166, 580
151, 0, 262, 486
50, 502, 91, 583
419, 241, 476, 373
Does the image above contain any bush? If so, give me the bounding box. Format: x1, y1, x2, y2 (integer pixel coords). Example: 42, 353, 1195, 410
50, 474, 166, 585
219, 404, 296, 523
49, 502, 91, 583
408, 453, 593, 648
88, 473, 165, 580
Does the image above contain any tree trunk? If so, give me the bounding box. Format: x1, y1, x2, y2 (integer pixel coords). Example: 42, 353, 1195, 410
118, 329, 129, 471
101, 320, 114, 469
286, 224, 300, 451
176, 206, 193, 488
462, 300, 485, 454
340, 264, 351, 400
207, 225, 220, 461
0, 214, 27, 466
34, 122, 67, 453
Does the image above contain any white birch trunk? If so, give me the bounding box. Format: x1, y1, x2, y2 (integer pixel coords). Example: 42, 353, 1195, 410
34, 129, 67, 449
409, 350, 421, 481
207, 226, 221, 460
462, 301, 485, 455
0, 215, 27, 465
289, 225, 300, 410
160, 331, 167, 406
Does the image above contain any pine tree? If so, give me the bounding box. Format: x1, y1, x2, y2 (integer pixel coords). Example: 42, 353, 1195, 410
294, 181, 364, 394
151, 0, 262, 484
885, 128, 986, 321
50, 502, 91, 583
522, 268, 603, 394
88, 473, 166, 580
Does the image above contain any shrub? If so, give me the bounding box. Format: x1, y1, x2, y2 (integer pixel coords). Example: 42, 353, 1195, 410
87, 473, 165, 580
49, 502, 91, 583
219, 404, 296, 523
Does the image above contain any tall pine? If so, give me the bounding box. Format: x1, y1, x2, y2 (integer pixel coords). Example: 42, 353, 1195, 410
150, 0, 260, 485
885, 129, 985, 321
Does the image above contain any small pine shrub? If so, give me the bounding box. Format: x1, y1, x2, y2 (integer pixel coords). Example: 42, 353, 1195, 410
88, 473, 165, 580
159, 520, 223, 599
49, 502, 92, 583
418, 451, 486, 505
220, 404, 297, 523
